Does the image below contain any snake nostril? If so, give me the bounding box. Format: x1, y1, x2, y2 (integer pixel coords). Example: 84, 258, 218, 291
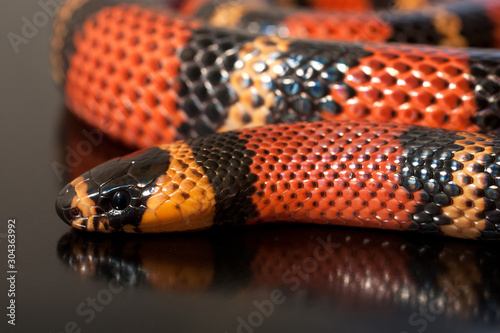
70, 207, 82, 218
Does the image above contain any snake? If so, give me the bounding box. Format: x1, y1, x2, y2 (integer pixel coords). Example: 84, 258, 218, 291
53, 0, 500, 239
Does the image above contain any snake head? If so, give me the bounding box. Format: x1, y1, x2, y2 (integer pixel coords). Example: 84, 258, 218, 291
55, 143, 216, 233
55, 147, 172, 232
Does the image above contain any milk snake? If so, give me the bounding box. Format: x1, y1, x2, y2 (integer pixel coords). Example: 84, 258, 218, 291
54, 0, 500, 239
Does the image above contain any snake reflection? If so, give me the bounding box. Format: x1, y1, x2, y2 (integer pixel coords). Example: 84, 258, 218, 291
57, 227, 500, 324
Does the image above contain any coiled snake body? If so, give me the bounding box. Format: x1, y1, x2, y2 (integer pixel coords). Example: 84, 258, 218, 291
54, 0, 500, 239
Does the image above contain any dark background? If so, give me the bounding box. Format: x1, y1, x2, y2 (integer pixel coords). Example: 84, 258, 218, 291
1, 1, 500, 332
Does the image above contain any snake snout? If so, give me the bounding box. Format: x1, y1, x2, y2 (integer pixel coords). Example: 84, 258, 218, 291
56, 183, 80, 226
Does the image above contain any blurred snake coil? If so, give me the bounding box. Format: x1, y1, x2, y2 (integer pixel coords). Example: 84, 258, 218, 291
54, 0, 500, 239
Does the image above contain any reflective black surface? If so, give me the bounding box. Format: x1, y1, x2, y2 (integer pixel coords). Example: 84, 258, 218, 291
2, 1, 500, 332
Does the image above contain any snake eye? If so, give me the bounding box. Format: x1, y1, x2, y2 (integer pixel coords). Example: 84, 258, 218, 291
111, 190, 131, 210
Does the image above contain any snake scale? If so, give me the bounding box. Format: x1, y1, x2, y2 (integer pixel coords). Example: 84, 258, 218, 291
54, 0, 500, 239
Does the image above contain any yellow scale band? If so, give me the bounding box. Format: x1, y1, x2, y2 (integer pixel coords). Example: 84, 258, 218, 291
141, 142, 217, 232
439, 135, 494, 239
432, 7, 468, 47
395, 0, 429, 10
219, 36, 291, 132
209, 2, 253, 28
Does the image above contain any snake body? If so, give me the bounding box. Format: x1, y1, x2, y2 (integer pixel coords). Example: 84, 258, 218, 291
194, 0, 500, 47
54, 0, 500, 239
56, 120, 500, 239
53, 1, 500, 149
